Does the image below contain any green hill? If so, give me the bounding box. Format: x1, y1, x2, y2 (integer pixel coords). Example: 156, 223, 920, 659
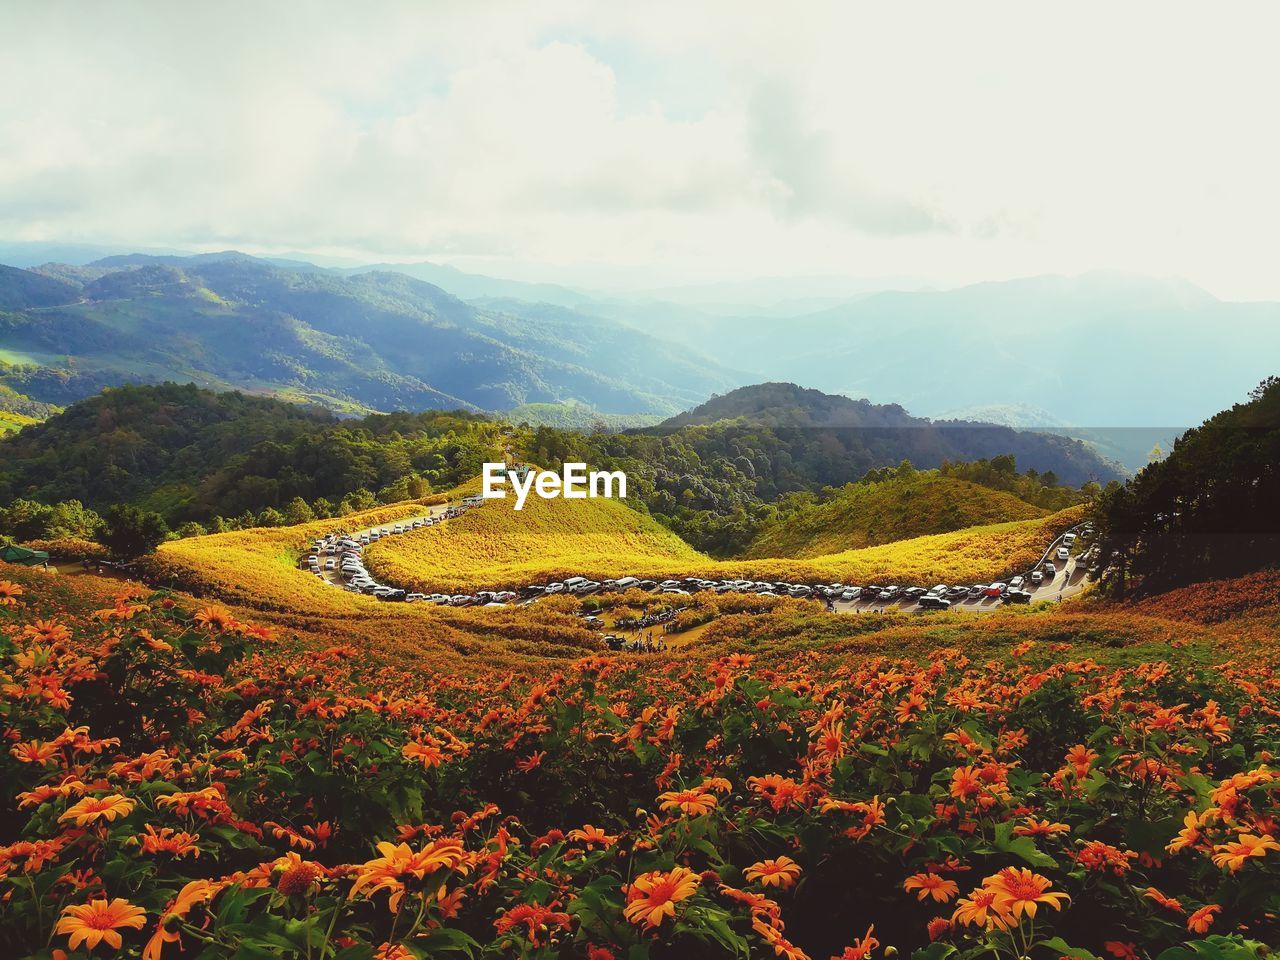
654, 383, 1121, 488
746, 474, 1047, 558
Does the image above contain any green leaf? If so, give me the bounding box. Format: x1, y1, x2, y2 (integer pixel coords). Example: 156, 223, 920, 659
1042, 936, 1101, 960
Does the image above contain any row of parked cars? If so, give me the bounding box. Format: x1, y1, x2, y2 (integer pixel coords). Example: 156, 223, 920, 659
515, 574, 1052, 608
516, 526, 1093, 611
307, 507, 506, 605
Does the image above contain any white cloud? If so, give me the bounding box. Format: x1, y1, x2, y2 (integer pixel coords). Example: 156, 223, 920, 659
1, 0, 1279, 297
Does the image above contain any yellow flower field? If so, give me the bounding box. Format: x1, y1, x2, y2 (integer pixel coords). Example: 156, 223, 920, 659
363, 486, 1084, 593
147, 498, 451, 613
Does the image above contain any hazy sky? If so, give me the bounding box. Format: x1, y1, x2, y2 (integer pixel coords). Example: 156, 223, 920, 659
3, 2, 1279, 297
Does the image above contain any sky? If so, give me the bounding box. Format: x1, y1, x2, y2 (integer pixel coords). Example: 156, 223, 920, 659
2, 1, 1279, 299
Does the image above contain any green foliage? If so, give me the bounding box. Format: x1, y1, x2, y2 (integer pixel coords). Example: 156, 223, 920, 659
100, 503, 170, 558
0, 497, 101, 541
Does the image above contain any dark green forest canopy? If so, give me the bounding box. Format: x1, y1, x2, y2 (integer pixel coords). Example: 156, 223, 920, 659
1096, 376, 1280, 594
0, 383, 498, 522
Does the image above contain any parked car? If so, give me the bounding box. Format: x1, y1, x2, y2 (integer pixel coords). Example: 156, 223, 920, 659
1009, 575, 1024, 589
1056, 546, 1070, 561
1030, 571, 1044, 585
918, 595, 951, 610
968, 584, 987, 598
946, 586, 969, 600
840, 587, 862, 601
984, 582, 1005, 598
1043, 562, 1057, 577
1063, 533, 1076, 548
1004, 589, 1033, 604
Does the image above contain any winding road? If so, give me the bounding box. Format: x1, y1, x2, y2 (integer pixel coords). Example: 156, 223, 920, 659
310, 501, 1094, 615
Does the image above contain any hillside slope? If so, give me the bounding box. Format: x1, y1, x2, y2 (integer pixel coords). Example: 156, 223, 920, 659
746, 475, 1047, 558
365, 488, 707, 593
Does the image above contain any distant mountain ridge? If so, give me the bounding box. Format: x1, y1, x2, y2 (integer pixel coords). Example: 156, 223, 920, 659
0, 252, 746, 416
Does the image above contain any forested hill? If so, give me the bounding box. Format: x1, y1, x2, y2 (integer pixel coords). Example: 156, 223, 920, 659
745, 473, 1048, 559
0, 382, 1113, 557
657, 382, 1123, 487
1097, 376, 1280, 595
0, 383, 499, 523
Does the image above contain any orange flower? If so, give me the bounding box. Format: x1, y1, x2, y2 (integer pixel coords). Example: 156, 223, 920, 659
137, 825, 200, 859
402, 740, 445, 768
1013, 818, 1070, 838
349, 839, 469, 912
276, 852, 322, 897
142, 879, 221, 960
0, 579, 25, 606
835, 925, 879, 960
23, 618, 71, 643
657, 788, 717, 817
1167, 809, 1206, 854
1187, 904, 1220, 934
567, 824, 618, 848
1210, 833, 1280, 871
903, 872, 960, 903
10, 740, 59, 765
624, 866, 700, 927
193, 606, 236, 630
745, 856, 802, 889
950, 766, 982, 800
1143, 887, 1185, 913
983, 867, 1069, 920
60, 794, 136, 827
493, 902, 572, 947
951, 889, 1008, 931
55, 898, 146, 951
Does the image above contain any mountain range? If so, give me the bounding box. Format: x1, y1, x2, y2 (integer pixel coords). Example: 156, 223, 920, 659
0, 254, 746, 416
1, 246, 1275, 471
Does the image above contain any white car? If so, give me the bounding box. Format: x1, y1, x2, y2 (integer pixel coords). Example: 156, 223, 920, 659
323, 558, 336, 571
1063, 533, 1077, 548
1031, 571, 1044, 585
1009, 575, 1024, 589
1056, 546, 1070, 561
